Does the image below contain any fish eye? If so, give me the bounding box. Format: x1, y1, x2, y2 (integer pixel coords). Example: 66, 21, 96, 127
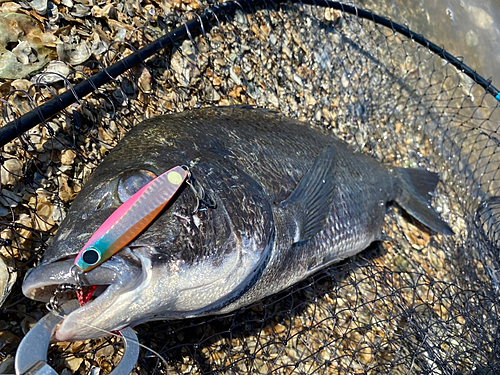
117, 169, 157, 203
82, 247, 100, 266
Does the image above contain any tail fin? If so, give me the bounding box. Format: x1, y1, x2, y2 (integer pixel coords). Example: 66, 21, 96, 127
394, 168, 454, 235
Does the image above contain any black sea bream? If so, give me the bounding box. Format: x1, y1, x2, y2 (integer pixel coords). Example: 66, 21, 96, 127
22, 106, 452, 341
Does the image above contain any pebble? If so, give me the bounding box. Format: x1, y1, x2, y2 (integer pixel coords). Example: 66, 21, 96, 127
0, 190, 22, 208
341, 72, 349, 88
96, 344, 114, 358
65, 357, 84, 372
61, 149, 77, 165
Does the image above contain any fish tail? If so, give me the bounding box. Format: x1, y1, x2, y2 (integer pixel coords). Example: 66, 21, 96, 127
394, 168, 454, 235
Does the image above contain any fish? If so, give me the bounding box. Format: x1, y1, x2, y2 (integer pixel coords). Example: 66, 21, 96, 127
22, 106, 453, 342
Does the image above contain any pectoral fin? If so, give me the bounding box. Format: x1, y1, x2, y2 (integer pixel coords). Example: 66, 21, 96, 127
278, 146, 337, 242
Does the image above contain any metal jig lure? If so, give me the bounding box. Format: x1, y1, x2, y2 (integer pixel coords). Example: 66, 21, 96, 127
74, 165, 188, 272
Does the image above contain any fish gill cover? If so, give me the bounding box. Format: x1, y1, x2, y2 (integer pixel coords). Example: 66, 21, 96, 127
0, 0, 498, 374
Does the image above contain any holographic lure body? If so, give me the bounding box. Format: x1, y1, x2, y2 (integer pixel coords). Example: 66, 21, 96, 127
75, 166, 188, 272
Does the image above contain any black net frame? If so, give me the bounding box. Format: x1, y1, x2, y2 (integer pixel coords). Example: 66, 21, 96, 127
0, 0, 499, 374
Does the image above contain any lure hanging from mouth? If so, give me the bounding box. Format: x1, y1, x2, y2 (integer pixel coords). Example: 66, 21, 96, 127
74, 166, 188, 272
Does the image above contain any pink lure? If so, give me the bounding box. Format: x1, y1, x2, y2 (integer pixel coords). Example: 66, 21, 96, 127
74, 166, 188, 272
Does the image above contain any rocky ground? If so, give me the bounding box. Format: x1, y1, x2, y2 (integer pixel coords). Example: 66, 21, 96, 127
0, 0, 498, 374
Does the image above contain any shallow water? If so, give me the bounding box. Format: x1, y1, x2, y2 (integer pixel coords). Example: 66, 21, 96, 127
358, 0, 500, 86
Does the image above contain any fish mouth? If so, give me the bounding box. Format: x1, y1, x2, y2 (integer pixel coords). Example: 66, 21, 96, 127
22, 250, 143, 341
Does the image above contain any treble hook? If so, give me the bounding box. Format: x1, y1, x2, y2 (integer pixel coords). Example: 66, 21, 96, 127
46, 265, 85, 313
46, 283, 79, 313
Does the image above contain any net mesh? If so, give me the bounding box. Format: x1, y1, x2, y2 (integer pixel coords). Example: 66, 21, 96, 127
0, 0, 499, 374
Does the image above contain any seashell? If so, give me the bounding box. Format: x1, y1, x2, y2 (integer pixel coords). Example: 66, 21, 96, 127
47, 1, 60, 25
138, 67, 152, 92
0, 158, 23, 186
31, 60, 72, 85
93, 3, 116, 19
58, 174, 77, 203
12, 41, 39, 65
0, 254, 16, 307
1, 2, 22, 13
0, 13, 55, 79
71, 3, 91, 17
115, 27, 127, 41
0, 224, 16, 308
91, 36, 108, 56
73, 0, 92, 6
29, 0, 48, 15
56, 36, 91, 66
171, 40, 201, 87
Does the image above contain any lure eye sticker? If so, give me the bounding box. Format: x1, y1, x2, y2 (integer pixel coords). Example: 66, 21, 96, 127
75, 166, 188, 272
